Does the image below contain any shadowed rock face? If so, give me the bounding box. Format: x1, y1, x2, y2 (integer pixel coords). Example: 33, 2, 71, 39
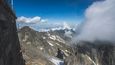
65, 41, 115, 65
0, 2, 25, 65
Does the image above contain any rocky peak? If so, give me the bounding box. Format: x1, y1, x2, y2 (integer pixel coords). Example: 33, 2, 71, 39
18, 26, 73, 65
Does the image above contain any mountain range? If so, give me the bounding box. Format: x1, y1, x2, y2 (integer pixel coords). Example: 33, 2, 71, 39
18, 26, 75, 65
18, 26, 115, 65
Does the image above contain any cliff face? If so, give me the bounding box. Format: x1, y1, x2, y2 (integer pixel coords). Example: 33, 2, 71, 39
64, 41, 115, 65
0, 1, 25, 65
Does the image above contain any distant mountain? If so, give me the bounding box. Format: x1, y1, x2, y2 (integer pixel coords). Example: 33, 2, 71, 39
18, 26, 73, 65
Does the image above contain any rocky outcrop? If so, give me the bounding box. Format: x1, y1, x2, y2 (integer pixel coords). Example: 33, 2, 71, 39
64, 41, 115, 65
0, 1, 25, 65
18, 26, 73, 65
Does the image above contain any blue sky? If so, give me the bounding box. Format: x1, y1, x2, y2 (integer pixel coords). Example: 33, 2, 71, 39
14, 0, 103, 30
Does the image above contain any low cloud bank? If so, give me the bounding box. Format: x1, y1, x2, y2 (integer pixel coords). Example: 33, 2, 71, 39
75, 0, 115, 43
16, 16, 47, 24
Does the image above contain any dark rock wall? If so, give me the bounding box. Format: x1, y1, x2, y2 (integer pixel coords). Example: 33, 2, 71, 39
0, 2, 25, 65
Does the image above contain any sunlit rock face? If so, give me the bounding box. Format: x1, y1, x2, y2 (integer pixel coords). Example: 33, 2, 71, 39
0, 2, 25, 65
64, 41, 115, 65
18, 26, 73, 65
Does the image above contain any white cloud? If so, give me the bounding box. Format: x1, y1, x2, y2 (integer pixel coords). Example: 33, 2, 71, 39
75, 0, 115, 43
41, 19, 48, 23
16, 16, 47, 24
50, 22, 73, 31
63, 22, 71, 29
64, 30, 73, 38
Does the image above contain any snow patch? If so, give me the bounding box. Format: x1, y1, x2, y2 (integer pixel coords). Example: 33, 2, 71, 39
42, 37, 46, 39
49, 57, 64, 65
49, 35, 56, 40
23, 35, 29, 42
40, 47, 44, 50
47, 41, 54, 46
55, 43, 62, 47
56, 35, 65, 43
